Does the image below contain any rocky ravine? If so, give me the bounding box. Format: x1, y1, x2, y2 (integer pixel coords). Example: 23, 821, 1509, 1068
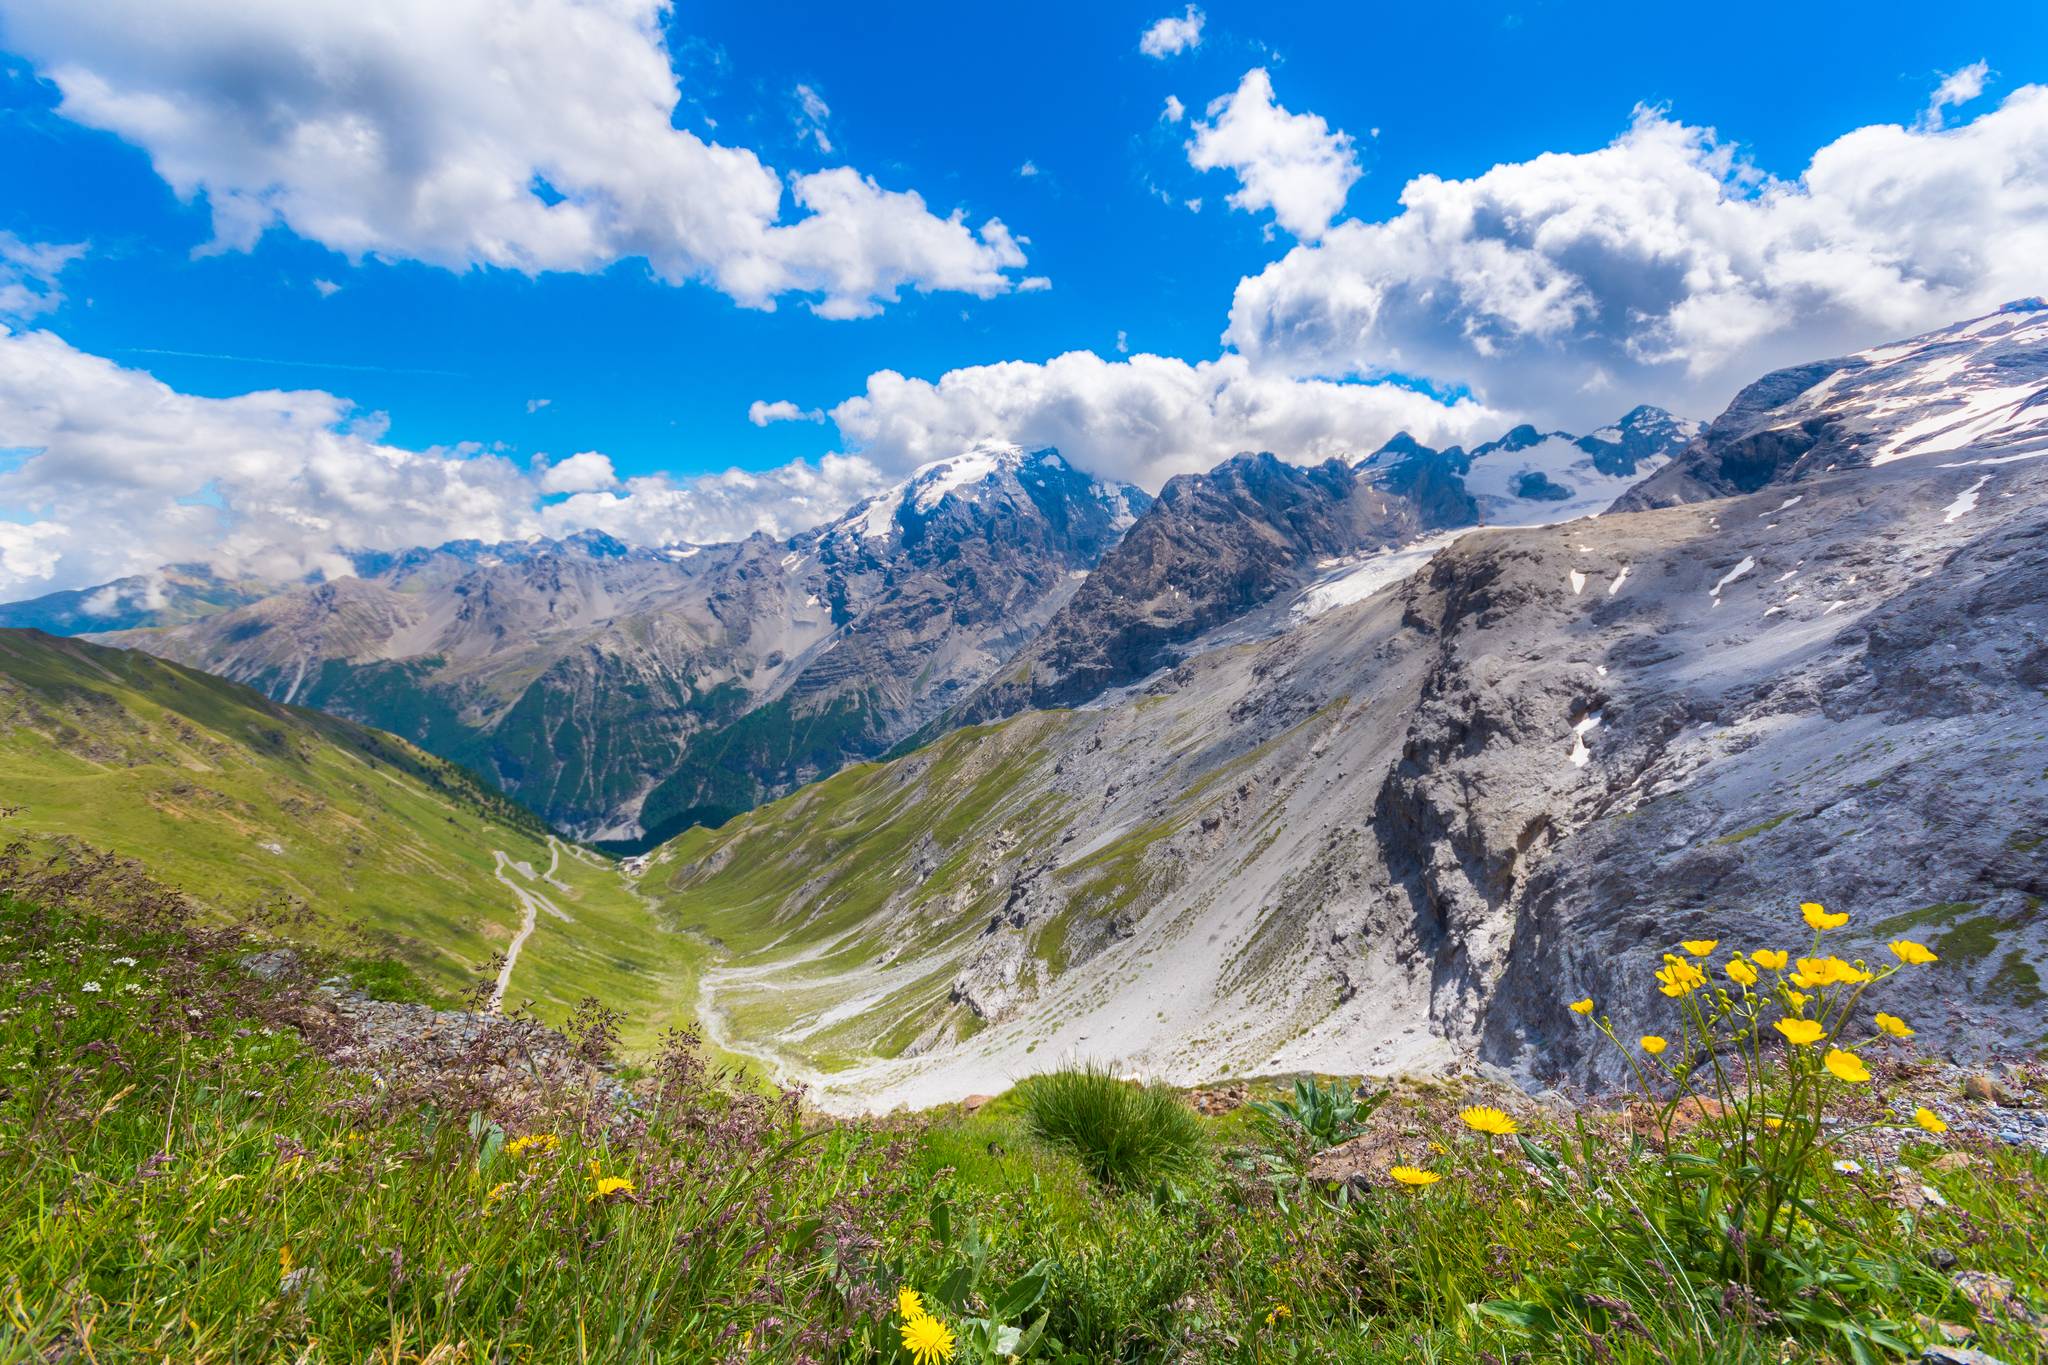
642, 309, 2048, 1112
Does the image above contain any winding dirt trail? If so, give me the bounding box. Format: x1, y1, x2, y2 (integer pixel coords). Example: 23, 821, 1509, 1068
487, 850, 575, 1013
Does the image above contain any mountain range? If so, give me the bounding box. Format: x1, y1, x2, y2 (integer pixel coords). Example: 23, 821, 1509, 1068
20, 409, 1693, 846
2, 303, 2044, 1108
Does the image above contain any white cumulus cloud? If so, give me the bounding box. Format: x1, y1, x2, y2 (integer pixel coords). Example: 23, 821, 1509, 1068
1226, 86, 2048, 431
537, 450, 617, 494
1162, 94, 1186, 124
748, 399, 825, 426
0, 0, 1032, 318
1139, 6, 1204, 58
0, 232, 86, 323
1188, 69, 1360, 240
1921, 60, 1992, 130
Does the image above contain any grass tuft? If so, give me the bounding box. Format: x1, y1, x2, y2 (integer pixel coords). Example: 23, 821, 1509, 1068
1019, 1064, 1207, 1190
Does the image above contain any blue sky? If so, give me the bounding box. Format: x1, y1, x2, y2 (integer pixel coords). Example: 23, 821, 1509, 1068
0, 0, 2044, 596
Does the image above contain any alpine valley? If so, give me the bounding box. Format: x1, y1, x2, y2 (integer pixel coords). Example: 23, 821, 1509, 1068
4, 305, 2046, 1110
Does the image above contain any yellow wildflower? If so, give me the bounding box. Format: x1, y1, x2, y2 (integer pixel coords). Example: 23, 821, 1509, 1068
1725, 958, 1759, 987
1568, 997, 1594, 1015
1913, 1107, 1948, 1135
1793, 955, 1871, 987
1773, 1017, 1825, 1047
1264, 1304, 1294, 1327
1640, 1035, 1668, 1055
483, 1180, 513, 1208
1874, 1012, 1914, 1038
1783, 988, 1811, 1012
1459, 1105, 1518, 1135
1655, 954, 1707, 997
1801, 902, 1849, 931
897, 1287, 927, 1321
1763, 1116, 1785, 1131
1888, 939, 1938, 965
506, 1134, 559, 1158
1390, 1165, 1442, 1187
588, 1176, 635, 1201
1680, 939, 1719, 957
900, 1312, 956, 1365
1751, 949, 1789, 970
279, 1243, 293, 1276
1823, 1048, 1870, 1083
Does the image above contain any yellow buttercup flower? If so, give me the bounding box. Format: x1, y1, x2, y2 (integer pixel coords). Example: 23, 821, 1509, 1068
1640, 1035, 1668, 1055
1390, 1165, 1442, 1187
1568, 997, 1594, 1015
1459, 1105, 1517, 1135
588, 1176, 634, 1200
1679, 939, 1719, 957
1763, 1116, 1785, 1131
1888, 939, 1938, 965
1751, 949, 1789, 970
1801, 902, 1849, 931
897, 1287, 926, 1321
1913, 1107, 1948, 1135
1822, 1048, 1871, 1083
1874, 1012, 1914, 1038
1725, 957, 1758, 987
1794, 955, 1871, 987
1774, 1017, 1825, 1047
900, 1312, 957, 1365
1783, 988, 1811, 1012
1264, 1303, 1294, 1327
1655, 955, 1707, 997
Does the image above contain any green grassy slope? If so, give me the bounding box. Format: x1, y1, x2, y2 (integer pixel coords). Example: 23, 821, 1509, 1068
0, 628, 695, 1046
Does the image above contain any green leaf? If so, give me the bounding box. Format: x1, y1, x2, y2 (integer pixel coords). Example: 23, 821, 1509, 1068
992, 1261, 1049, 1319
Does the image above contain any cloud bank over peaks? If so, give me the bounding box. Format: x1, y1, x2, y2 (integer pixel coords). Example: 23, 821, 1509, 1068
0, 327, 888, 598
1225, 82, 2048, 431
824, 350, 1498, 489
0, 0, 1033, 319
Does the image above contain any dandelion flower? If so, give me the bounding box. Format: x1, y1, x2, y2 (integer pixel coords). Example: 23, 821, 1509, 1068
506, 1134, 559, 1158
1390, 1165, 1442, 1187
1774, 1018, 1825, 1047
1913, 1107, 1948, 1135
1822, 1048, 1871, 1083
588, 1176, 634, 1200
1874, 1012, 1913, 1038
1680, 939, 1719, 957
1763, 1116, 1785, 1131
1751, 949, 1789, 970
897, 1287, 926, 1321
1459, 1105, 1517, 1135
1568, 997, 1594, 1015
1801, 902, 1849, 931
901, 1312, 956, 1364
1725, 958, 1758, 987
1639, 1035, 1668, 1055
1888, 939, 1938, 965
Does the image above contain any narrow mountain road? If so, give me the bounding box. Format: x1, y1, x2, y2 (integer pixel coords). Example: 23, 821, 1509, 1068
487, 850, 575, 1013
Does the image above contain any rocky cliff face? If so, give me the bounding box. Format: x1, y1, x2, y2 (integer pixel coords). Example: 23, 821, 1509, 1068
91, 445, 1148, 844
640, 309, 2047, 1112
